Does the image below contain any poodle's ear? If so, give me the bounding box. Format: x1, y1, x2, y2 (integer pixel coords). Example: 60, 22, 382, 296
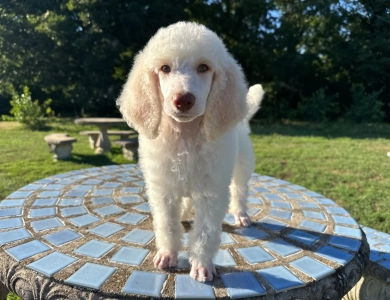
116, 53, 161, 139
203, 56, 248, 141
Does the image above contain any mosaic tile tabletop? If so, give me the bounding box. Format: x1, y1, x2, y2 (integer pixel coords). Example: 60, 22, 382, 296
0, 164, 370, 299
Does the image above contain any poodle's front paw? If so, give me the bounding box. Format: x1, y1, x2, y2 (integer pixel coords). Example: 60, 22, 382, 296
234, 211, 251, 227
190, 260, 216, 282
153, 249, 178, 268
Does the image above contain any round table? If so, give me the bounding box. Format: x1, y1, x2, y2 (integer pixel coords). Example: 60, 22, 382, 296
0, 165, 369, 300
74, 118, 127, 153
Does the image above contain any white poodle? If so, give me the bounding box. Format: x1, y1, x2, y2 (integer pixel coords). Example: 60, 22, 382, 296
117, 22, 264, 282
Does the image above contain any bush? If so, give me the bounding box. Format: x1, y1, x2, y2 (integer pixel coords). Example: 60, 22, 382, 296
298, 88, 339, 123
345, 84, 384, 123
1, 86, 54, 129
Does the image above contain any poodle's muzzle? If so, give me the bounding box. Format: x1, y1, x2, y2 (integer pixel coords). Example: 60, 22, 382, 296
173, 93, 195, 112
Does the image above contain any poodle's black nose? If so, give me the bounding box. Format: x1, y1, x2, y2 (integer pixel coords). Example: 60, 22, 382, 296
173, 93, 195, 111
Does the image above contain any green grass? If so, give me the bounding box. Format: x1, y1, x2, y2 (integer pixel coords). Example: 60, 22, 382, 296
251, 121, 390, 232
1, 119, 390, 233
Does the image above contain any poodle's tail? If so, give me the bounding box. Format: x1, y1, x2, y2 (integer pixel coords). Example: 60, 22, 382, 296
245, 84, 265, 122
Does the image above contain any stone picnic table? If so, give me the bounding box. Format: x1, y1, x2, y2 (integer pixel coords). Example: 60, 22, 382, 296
0, 164, 369, 300
74, 118, 127, 154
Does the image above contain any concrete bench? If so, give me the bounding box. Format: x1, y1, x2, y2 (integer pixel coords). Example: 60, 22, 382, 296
44, 133, 77, 161
114, 138, 139, 160
79, 130, 137, 149
343, 226, 390, 300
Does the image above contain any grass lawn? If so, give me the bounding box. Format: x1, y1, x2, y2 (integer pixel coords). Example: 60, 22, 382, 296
1, 119, 390, 233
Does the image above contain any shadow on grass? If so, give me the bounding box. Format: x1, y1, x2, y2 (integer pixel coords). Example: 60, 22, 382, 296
66, 154, 117, 166
250, 120, 390, 140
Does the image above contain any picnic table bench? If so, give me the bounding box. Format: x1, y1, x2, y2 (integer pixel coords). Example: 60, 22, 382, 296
79, 130, 137, 150
0, 164, 369, 299
44, 133, 77, 161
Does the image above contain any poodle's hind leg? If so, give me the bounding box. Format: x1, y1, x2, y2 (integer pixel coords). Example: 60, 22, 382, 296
229, 135, 256, 227
150, 193, 183, 269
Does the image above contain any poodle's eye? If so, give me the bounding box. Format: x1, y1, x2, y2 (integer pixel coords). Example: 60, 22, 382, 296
197, 64, 209, 73
161, 65, 171, 73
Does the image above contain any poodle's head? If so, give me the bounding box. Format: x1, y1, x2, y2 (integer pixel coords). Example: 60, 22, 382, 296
117, 22, 248, 141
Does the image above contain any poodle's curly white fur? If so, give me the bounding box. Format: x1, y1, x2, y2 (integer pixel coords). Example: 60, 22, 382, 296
117, 22, 264, 282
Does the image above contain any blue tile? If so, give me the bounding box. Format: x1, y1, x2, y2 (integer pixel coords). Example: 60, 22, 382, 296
303, 210, 327, 220
82, 179, 103, 185
117, 213, 147, 225
42, 184, 65, 190
7, 191, 33, 198
0, 228, 31, 245
59, 198, 84, 206
44, 229, 82, 246
213, 249, 236, 267
328, 236, 361, 252
247, 197, 263, 204
6, 240, 50, 261
332, 215, 358, 226
118, 195, 143, 205
237, 246, 274, 264
247, 207, 260, 216
89, 222, 124, 238
38, 191, 61, 198
110, 247, 149, 266
91, 197, 115, 205
133, 181, 145, 186
289, 184, 307, 191
60, 206, 88, 217
234, 227, 268, 241
133, 202, 151, 213
175, 275, 215, 299
224, 213, 236, 225
304, 191, 323, 198
94, 205, 124, 216
220, 232, 236, 245
263, 194, 284, 201
256, 218, 287, 231
19, 183, 44, 191
334, 225, 362, 240
122, 271, 167, 297
74, 240, 115, 258
65, 263, 116, 290
176, 251, 190, 269
325, 207, 349, 215
0, 207, 23, 217
284, 193, 304, 200
121, 187, 142, 194
300, 220, 327, 233
276, 188, 293, 193
0, 199, 26, 207
182, 233, 189, 247
69, 214, 100, 227
264, 239, 301, 257
315, 198, 336, 205
315, 245, 353, 266
253, 187, 271, 193
122, 229, 155, 245
287, 230, 319, 245
0, 217, 23, 230
101, 182, 121, 188
32, 198, 58, 207
27, 252, 78, 277
298, 202, 320, 209
29, 207, 56, 218
269, 209, 292, 220
65, 190, 88, 197
221, 272, 266, 298
31, 217, 63, 232
92, 189, 113, 196
290, 256, 335, 280
271, 201, 292, 209
257, 266, 305, 292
